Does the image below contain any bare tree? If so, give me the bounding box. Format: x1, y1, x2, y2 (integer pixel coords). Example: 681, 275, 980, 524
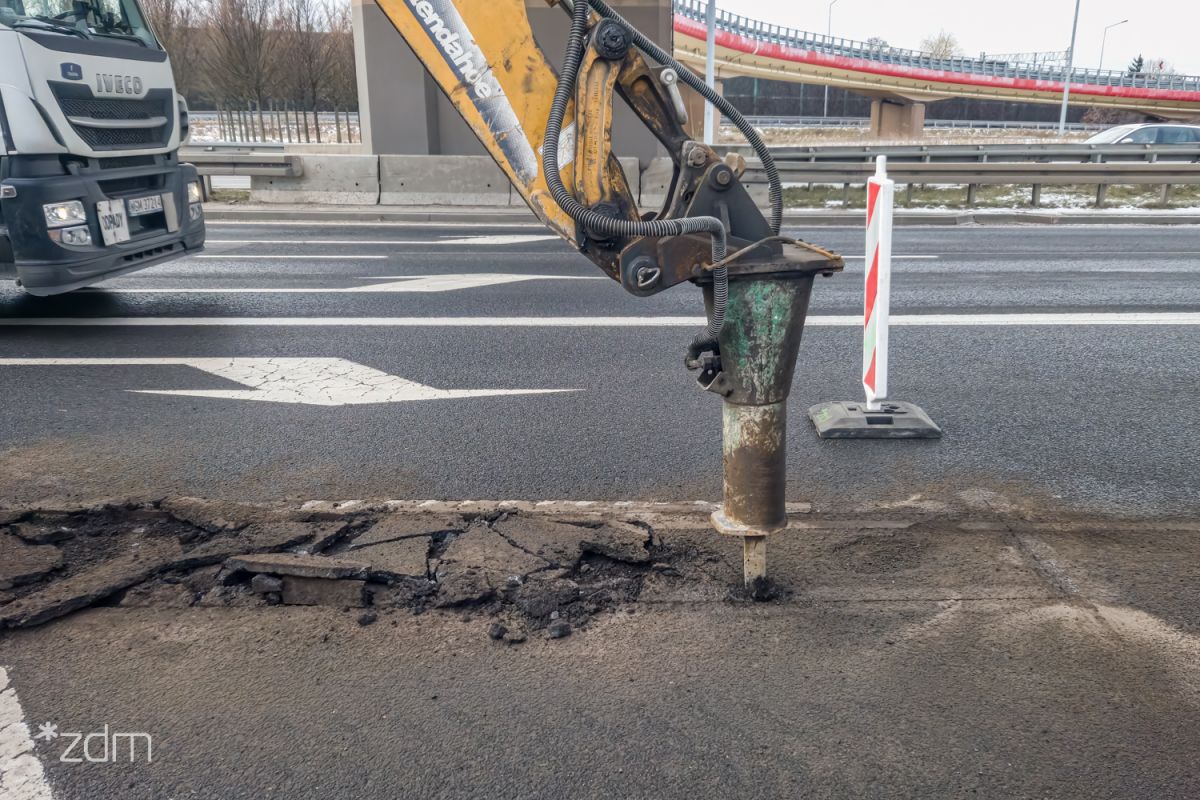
141, 0, 206, 99
324, 0, 358, 140
203, 0, 285, 138
920, 30, 963, 59
277, 0, 339, 142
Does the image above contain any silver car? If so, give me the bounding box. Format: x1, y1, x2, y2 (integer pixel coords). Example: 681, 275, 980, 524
1085, 123, 1200, 144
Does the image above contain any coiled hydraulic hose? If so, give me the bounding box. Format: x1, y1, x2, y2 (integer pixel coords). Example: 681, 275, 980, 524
584, 0, 783, 235
544, 0, 786, 358
542, 0, 729, 358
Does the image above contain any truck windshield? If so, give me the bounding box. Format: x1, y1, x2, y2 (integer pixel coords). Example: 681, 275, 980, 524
0, 0, 159, 48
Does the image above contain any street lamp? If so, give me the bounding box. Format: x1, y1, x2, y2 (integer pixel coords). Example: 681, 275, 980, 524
1057, 0, 1081, 135
822, 0, 840, 118
1099, 18, 1128, 72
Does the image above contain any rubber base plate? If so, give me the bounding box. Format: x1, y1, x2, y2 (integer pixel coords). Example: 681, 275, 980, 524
808, 400, 942, 439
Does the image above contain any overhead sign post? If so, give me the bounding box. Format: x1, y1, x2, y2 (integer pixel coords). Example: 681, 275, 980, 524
808, 157, 942, 439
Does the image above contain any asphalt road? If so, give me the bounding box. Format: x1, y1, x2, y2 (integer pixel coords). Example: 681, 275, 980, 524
3, 221, 1200, 800
1, 222, 1198, 514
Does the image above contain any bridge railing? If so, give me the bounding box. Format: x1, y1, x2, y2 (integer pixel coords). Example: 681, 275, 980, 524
737, 117, 1105, 132
675, 0, 1200, 93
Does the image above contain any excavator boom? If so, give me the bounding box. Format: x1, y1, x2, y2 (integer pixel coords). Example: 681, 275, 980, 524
373, 0, 845, 590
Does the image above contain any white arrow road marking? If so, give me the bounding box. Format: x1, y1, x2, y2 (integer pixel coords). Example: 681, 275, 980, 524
0, 667, 55, 800
82, 274, 606, 294
0, 358, 574, 406
353, 274, 602, 292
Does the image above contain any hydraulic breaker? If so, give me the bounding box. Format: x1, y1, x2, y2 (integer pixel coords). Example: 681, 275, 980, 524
375, 0, 844, 588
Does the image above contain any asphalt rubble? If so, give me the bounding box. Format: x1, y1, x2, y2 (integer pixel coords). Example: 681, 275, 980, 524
0, 499, 728, 642
5, 496, 1199, 644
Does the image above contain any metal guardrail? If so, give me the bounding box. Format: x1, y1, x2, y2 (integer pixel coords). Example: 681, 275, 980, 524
723, 143, 1200, 165
182, 144, 1200, 208
748, 161, 1200, 186
184, 142, 287, 153
182, 149, 302, 197
729, 144, 1200, 207
675, 0, 1200, 93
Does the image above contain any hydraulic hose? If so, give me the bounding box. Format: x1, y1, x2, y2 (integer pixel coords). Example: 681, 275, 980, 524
585, 0, 784, 235
542, 0, 727, 357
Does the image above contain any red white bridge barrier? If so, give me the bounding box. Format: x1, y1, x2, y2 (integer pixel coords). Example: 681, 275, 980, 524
862, 156, 893, 412
807, 155, 941, 439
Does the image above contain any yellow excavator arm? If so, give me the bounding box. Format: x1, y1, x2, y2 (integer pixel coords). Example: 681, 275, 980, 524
376, 0, 839, 296
374, 0, 847, 589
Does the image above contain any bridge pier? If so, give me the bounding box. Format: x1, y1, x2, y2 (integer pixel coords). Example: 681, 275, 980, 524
351, 0, 673, 161
869, 98, 926, 139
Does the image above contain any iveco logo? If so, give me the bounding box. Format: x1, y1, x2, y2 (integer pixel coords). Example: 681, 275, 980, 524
60, 62, 83, 81
95, 74, 144, 95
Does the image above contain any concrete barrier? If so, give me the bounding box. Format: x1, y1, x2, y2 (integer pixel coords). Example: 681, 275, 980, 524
379, 155, 642, 208
251, 154, 380, 205
379, 155, 511, 206
244, 151, 646, 208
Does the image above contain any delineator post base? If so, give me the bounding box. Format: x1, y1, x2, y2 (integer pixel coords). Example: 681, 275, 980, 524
808, 400, 942, 439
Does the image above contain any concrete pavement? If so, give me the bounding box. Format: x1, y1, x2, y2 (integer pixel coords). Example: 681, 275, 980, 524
1, 503, 1198, 799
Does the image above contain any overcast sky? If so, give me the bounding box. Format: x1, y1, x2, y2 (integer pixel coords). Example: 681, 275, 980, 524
728, 0, 1199, 75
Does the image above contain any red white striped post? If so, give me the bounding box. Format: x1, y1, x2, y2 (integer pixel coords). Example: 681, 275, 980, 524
807, 154, 941, 438
862, 155, 893, 411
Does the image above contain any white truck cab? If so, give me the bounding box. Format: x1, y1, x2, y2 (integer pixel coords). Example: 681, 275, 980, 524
0, 0, 204, 295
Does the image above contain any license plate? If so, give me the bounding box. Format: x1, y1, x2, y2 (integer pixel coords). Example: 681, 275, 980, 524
127, 194, 164, 217
96, 199, 130, 246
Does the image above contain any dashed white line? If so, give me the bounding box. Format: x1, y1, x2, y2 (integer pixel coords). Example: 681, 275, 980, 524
194, 254, 388, 260
3, 313, 1199, 327
0, 667, 55, 800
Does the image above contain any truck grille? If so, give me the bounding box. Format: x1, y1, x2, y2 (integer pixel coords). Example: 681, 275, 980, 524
56, 96, 160, 120
49, 82, 174, 151
76, 126, 165, 148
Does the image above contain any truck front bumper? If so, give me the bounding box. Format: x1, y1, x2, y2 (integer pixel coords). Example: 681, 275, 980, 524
1, 156, 205, 295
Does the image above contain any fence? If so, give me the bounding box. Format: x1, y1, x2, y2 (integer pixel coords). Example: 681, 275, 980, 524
189, 108, 361, 145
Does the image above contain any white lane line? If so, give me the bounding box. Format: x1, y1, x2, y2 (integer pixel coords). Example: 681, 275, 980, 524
84, 275, 606, 294
0, 667, 55, 800
842, 255, 938, 260
194, 254, 388, 260
205, 220, 549, 229
3, 313, 1200, 327
205, 235, 561, 246
0, 358, 572, 406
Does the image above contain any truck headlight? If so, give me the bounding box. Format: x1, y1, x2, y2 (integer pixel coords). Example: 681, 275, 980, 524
43, 200, 86, 229
187, 181, 202, 204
